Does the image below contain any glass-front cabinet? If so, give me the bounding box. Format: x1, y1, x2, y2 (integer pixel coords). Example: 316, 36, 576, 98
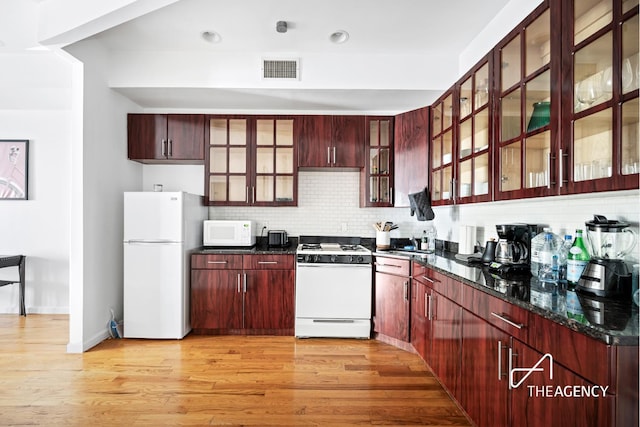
206, 116, 296, 206
431, 92, 455, 205
563, 0, 639, 193
456, 56, 492, 203
364, 117, 393, 206
494, 3, 557, 200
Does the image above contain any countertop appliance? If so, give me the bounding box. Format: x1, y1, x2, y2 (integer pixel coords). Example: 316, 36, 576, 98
488, 223, 540, 275
268, 230, 289, 248
295, 239, 372, 338
123, 191, 207, 339
578, 215, 636, 298
203, 220, 255, 247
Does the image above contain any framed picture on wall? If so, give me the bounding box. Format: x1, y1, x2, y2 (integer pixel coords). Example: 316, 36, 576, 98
0, 140, 29, 200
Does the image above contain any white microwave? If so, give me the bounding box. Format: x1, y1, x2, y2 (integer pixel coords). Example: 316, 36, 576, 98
203, 220, 256, 247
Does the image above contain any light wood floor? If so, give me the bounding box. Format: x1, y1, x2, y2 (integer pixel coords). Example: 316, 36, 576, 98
0, 314, 471, 426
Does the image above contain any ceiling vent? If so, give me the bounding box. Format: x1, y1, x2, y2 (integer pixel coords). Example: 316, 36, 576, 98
262, 58, 300, 80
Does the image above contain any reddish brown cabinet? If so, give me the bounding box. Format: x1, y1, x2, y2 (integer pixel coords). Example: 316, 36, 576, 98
430, 290, 463, 399
393, 107, 429, 207
362, 116, 394, 207
128, 114, 205, 163
297, 115, 365, 168
191, 253, 295, 335
374, 255, 411, 342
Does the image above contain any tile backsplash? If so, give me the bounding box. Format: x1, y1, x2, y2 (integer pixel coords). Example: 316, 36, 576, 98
209, 171, 640, 261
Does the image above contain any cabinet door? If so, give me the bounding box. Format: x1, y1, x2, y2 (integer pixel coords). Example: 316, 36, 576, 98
460, 310, 510, 427
510, 341, 613, 427
191, 269, 243, 330
166, 114, 204, 161
297, 115, 333, 167
127, 114, 167, 160
363, 116, 394, 206
254, 118, 296, 205
494, 4, 557, 200
374, 271, 410, 342
332, 115, 365, 167
206, 116, 250, 204
411, 279, 430, 361
430, 291, 463, 399
562, 0, 639, 194
394, 107, 429, 207
430, 92, 455, 205
244, 270, 295, 330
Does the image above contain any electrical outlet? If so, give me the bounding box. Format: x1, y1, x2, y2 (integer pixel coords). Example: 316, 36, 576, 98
262, 222, 269, 231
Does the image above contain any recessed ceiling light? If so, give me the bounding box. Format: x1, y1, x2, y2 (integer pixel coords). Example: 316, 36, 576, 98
329, 30, 349, 44
201, 31, 222, 43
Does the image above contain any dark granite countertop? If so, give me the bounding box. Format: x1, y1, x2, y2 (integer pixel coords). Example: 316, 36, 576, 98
374, 249, 639, 346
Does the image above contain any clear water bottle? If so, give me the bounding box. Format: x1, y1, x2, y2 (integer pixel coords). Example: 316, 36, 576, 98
530, 228, 551, 277
557, 234, 573, 283
425, 223, 436, 253
567, 229, 590, 288
538, 233, 559, 283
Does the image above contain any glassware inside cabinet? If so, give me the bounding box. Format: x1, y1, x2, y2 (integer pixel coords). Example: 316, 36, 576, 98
460, 77, 472, 118
574, 33, 613, 112
573, 108, 613, 181
525, 71, 551, 132
622, 14, 639, 93
500, 142, 522, 192
443, 94, 454, 129
442, 129, 453, 165
621, 98, 639, 175
475, 63, 490, 109
474, 154, 490, 195
442, 165, 453, 200
524, 131, 551, 188
475, 109, 489, 152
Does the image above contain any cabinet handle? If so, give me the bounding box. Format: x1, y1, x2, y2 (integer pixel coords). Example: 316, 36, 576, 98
404, 281, 409, 301
258, 261, 278, 265
332, 147, 336, 165
207, 261, 228, 264
252, 186, 256, 204
375, 262, 402, 268
491, 312, 524, 330
161, 139, 167, 157
452, 178, 457, 202
327, 147, 331, 165
420, 275, 436, 284
389, 188, 393, 204
508, 346, 517, 390
547, 152, 553, 188
237, 273, 241, 293
559, 148, 568, 187
243, 273, 247, 293
426, 293, 433, 320
168, 139, 173, 157
245, 186, 249, 203
497, 340, 508, 381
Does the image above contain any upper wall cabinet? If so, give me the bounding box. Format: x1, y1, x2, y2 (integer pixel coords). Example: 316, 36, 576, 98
206, 116, 296, 206
494, 3, 557, 201
362, 116, 394, 207
561, 0, 639, 194
297, 115, 365, 168
393, 107, 429, 208
127, 114, 205, 164
431, 91, 455, 205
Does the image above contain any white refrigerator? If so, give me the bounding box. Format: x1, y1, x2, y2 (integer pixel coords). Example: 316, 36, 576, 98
123, 191, 207, 339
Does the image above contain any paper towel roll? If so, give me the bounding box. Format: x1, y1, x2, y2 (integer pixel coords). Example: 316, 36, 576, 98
458, 225, 476, 254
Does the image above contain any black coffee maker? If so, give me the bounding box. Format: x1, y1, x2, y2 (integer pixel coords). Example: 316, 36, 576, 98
489, 223, 540, 275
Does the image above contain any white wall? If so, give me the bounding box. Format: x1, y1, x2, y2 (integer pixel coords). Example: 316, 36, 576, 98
0, 52, 72, 314
63, 39, 142, 352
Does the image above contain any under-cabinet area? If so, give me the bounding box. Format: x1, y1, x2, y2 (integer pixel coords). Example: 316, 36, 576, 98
372, 251, 638, 427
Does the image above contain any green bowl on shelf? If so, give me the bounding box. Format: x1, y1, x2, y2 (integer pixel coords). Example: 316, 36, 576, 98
527, 101, 551, 132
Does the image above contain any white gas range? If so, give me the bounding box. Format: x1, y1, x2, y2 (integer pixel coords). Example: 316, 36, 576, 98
295, 240, 373, 339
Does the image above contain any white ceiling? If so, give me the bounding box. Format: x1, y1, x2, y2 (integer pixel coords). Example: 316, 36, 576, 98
13, 0, 518, 113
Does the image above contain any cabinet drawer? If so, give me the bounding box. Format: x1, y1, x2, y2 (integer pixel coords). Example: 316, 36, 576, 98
413, 261, 462, 303
467, 288, 529, 342
375, 256, 410, 276
191, 254, 243, 269
243, 254, 294, 270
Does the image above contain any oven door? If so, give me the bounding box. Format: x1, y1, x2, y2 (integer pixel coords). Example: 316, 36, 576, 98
295, 263, 372, 319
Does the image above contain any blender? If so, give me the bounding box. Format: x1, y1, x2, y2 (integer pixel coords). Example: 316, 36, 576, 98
578, 215, 637, 298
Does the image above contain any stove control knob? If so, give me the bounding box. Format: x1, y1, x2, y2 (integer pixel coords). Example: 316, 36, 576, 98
330, 255, 337, 263
357, 256, 364, 263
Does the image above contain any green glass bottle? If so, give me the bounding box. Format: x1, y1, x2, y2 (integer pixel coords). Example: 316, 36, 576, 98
566, 229, 590, 288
